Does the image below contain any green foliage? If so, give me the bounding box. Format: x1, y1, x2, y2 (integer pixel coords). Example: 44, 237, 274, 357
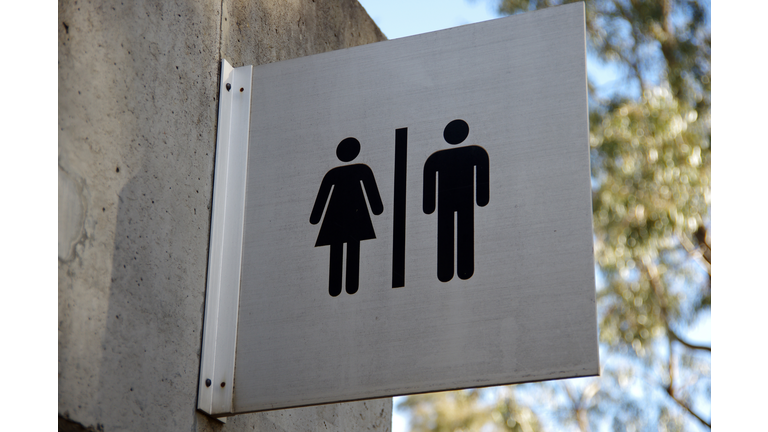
399, 389, 542, 432
500, 0, 710, 113
593, 87, 710, 359
399, 1, 710, 431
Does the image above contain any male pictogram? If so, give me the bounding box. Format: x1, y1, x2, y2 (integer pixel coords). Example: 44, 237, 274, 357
310, 137, 384, 296
423, 119, 490, 282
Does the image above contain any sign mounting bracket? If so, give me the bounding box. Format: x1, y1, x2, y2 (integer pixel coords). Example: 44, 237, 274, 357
197, 59, 252, 419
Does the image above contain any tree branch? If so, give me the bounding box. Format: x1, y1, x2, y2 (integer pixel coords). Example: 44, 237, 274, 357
613, 4, 646, 94
677, 232, 711, 275
667, 336, 675, 396
642, 258, 710, 353
641, 364, 711, 431
562, 383, 591, 432
666, 390, 711, 429
642, 258, 711, 428
668, 328, 711, 352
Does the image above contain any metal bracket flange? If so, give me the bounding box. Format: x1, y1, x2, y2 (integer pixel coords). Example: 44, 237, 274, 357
197, 59, 253, 418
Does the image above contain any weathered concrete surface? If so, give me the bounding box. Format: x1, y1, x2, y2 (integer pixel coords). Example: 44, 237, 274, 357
58, 0, 388, 430
221, 0, 385, 67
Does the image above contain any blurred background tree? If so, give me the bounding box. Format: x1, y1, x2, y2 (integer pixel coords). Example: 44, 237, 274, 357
398, 1, 710, 430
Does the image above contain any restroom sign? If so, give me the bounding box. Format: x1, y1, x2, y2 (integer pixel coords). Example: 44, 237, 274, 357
198, 3, 598, 417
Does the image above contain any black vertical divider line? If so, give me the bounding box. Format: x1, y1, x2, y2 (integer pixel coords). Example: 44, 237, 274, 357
392, 128, 408, 288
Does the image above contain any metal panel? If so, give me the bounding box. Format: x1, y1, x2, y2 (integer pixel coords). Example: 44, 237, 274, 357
197, 60, 253, 417
234, 3, 597, 414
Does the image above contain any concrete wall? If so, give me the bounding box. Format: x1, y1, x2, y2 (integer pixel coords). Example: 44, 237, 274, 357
58, 1, 390, 430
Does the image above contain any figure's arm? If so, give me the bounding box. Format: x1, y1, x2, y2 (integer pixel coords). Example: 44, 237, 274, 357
309, 173, 334, 224
475, 147, 490, 207
423, 155, 437, 214
360, 166, 384, 216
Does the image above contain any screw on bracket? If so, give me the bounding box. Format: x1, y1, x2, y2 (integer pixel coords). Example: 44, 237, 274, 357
220, 382, 226, 388
205, 379, 211, 387
226, 83, 231, 91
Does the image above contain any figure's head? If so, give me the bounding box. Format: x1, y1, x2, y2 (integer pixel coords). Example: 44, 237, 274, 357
336, 137, 360, 162
443, 119, 469, 145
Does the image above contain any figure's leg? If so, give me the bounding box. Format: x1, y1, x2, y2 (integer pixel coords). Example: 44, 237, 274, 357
328, 243, 343, 297
346, 240, 360, 294
457, 206, 475, 280
437, 208, 455, 282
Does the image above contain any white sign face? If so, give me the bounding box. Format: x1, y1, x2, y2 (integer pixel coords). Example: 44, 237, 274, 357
233, 3, 597, 413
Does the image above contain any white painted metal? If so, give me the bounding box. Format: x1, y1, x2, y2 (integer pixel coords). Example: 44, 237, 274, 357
227, 3, 595, 415
197, 60, 253, 418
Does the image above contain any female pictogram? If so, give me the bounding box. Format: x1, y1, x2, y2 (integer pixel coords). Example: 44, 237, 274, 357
310, 138, 384, 297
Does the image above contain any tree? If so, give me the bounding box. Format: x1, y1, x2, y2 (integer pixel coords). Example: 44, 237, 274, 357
399, 1, 710, 430
399, 388, 544, 432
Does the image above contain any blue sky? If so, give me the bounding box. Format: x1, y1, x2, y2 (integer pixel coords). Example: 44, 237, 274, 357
359, 0, 499, 40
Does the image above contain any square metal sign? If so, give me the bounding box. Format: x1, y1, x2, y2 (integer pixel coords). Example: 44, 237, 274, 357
198, 3, 598, 416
